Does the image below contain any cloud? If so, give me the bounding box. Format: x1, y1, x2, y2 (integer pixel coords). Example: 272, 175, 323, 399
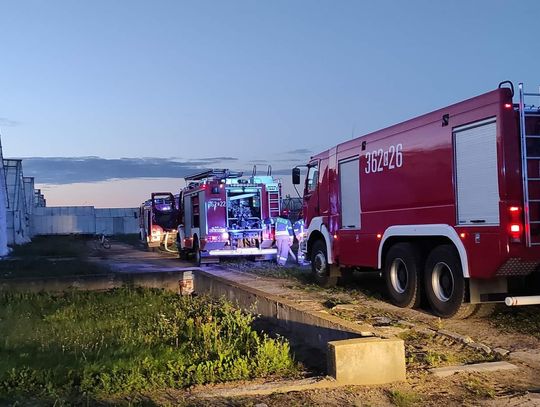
285, 148, 312, 155
0, 117, 21, 127
18, 157, 236, 184
194, 157, 238, 162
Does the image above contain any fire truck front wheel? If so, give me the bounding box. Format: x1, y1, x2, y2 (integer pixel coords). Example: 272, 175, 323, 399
311, 240, 337, 288
384, 243, 422, 309
424, 245, 475, 318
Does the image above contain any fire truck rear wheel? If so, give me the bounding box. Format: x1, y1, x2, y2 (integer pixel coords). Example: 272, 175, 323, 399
384, 243, 422, 308
178, 248, 189, 260
311, 240, 337, 288
424, 244, 474, 318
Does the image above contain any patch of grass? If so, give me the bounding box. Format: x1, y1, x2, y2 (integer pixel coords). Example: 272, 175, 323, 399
0, 258, 109, 279
463, 375, 496, 399
387, 389, 421, 407
491, 306, 540, 339
322, 296, 351, 309
398, 330, 495, 370
224, 259, 308, 281
10, 235, 90, 258
0, 289, 298, 404
0, 235, 111, 279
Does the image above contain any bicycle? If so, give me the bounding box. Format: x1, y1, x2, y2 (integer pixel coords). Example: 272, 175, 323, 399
95, 232, 111, 249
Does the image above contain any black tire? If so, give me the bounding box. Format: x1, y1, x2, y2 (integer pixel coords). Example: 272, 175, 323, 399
102, 239, 111, 249
310, 240, 338, 288
193, 239, 201, 267
384, 243, 422, 308
424, 245, 475, 318
178, 248, 189, 261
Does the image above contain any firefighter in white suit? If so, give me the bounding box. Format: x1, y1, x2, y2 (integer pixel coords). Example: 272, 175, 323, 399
274, 216, 294, 266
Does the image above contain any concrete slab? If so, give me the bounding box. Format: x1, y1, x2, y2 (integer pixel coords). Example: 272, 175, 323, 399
429, 361, 519, 377
327, 337, 406, 385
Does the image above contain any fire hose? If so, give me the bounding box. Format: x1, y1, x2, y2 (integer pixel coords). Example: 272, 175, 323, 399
163, 232, 178, 253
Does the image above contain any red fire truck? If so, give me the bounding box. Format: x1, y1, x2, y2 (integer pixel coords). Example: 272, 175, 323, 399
139, 192, 179, 251
177, 168, 281, 264
293, 82, 540, 318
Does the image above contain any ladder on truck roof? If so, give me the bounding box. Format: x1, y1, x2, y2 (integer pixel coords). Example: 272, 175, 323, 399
518, 83, 540, 246
185, 169, 244, 181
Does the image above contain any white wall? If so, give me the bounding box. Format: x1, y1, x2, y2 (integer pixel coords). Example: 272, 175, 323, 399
32, 206, 96, 235
32, 206, 139, 236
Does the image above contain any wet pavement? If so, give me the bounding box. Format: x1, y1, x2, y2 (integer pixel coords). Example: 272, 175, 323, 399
89, 242, 196, 273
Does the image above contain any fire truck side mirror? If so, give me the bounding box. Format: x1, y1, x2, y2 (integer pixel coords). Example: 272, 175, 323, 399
292, 167, 301, 185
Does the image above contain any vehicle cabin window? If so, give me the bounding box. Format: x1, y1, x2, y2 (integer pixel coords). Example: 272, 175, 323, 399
306, 164, 319, 193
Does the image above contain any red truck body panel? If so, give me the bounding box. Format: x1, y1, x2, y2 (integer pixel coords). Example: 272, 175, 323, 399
303, 88, 540, 280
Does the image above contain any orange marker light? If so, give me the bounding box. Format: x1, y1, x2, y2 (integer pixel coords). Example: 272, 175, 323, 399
376, 234, 382, 239
460, 232, 466, 239
504, 103, 512, 109
333, 234, 338, 239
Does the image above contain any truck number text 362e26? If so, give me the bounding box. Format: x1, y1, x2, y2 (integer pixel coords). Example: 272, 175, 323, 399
365, 144, 403, 174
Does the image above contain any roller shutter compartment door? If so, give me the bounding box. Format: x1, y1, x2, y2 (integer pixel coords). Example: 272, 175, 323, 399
339, 157, 361, 228
454, 119, 499, 225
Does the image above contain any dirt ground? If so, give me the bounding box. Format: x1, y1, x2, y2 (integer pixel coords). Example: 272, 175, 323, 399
83, 242, 540, 406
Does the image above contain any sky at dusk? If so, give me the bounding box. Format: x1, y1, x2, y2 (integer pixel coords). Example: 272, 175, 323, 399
1, 0, 540, 207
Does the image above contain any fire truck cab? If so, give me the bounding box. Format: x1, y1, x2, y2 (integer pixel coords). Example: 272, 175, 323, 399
139, 192, 179, 250
177, 168, 281, 264
294, 82, 540, 318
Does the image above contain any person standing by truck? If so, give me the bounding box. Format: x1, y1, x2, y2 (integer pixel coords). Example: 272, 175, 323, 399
293, 218, 305, 264
274, 215, 294, 266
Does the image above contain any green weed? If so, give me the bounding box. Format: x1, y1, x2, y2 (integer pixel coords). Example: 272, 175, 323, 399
387, 389, 421, 407
0, 289, 298, 403
491, 306, 540, 339
463, 375, 496, 399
